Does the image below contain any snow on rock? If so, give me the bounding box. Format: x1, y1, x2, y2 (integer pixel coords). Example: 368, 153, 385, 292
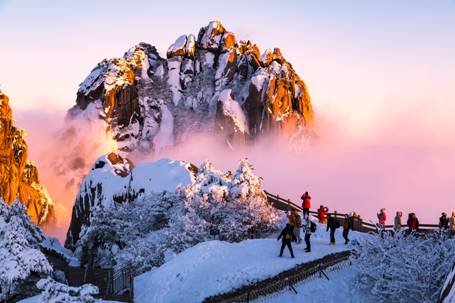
41, 237, 80, 267
216, 89, 249, 134
66, 21, 314, 160
65, 153, 195, 250
134, 226, 367, 303
0, 200, 53, 301
152, 104, 174, 151
167, 58, 183, 106
167, 35, 187, 58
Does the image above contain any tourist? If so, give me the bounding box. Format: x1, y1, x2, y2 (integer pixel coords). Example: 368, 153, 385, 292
407, 213, 419, 233
327, 212, 340, 245
277, 224, 296, 258
287, 209, 302, 244
377, 208, 387, 228
301, 191, 311, 219
342, 214, 352, 244
302, 216, 312, 252
450, 212, 455, 235
317, 205, 328, 223
394, 211, 403, 231
439, 212, 449, 230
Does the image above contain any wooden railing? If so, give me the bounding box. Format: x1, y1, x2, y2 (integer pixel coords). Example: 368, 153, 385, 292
265, 190, 440, 233
110, 265, 135, 297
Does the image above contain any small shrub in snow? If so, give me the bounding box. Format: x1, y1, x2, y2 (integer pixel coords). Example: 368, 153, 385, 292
0, 199, 52, 301
354, 230, 455, 303
36, 278, 98, 303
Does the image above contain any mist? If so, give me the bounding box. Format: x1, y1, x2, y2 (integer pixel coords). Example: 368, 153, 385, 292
14, 97, 455, 241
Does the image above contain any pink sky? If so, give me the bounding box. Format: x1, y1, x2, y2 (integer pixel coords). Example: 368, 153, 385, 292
1, 0, 455, 233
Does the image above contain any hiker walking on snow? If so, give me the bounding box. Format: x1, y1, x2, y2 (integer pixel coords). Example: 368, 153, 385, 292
327, 212, 340, 245
317, 205, 328, 223
287, 209, 302, 244
377, 208, 387, 228
277, 224, 296, 258
342, 214, 352, 245
439, 212, 449, 230
302, 216, 313, 252
394, 211, 403, 231
301, 192, 311, 218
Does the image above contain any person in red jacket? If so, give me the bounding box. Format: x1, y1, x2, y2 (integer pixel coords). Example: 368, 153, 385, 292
317, 205, 328, 223
301, 192, 311, 218
407, 213, 419, 233
377, 208, 387, 227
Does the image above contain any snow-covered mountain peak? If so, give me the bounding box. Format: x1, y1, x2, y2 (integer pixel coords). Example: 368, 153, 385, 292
67, 21, 314, 158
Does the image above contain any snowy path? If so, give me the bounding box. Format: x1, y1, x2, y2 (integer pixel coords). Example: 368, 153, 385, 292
134, 227, 367, 303
255, 265, 375, 303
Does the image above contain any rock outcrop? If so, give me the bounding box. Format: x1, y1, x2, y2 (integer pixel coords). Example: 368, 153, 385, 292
69, 21, 314, 154
65, 153, 197, 249
0, 90, 54, 224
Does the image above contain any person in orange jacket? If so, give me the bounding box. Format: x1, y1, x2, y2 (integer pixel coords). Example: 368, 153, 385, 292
301, 192, 311, 218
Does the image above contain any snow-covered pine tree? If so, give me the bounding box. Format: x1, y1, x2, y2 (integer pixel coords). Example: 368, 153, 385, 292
354, 230, 455, 303
169, 158, 282, 251
0, 199, 53, 301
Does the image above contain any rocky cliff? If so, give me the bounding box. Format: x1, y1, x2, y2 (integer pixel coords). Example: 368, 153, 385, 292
69, 21, 314, 154
0, 90, 54, 224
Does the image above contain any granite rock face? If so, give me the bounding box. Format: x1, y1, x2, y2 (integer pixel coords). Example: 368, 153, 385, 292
0, 90, 54, 224
70, 21, 314, 154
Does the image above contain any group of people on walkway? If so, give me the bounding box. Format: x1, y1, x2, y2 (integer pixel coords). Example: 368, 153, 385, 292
278, 208, 316, 258
277, 192, 455, 258
378, 209, 455, 234
278, 192, 354, 258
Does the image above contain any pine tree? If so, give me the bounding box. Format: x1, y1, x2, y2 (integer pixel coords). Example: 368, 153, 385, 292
0, 199, 52, 301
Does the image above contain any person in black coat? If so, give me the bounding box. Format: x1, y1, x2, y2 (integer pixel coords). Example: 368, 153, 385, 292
277, 224, 297, 258
439, 212, 449, 230
327, 212, 340, 245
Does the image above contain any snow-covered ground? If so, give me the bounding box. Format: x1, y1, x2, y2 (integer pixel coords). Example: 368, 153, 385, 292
134, 225, 368, 303
256, 265, 374, 303
19, 296, 121, 303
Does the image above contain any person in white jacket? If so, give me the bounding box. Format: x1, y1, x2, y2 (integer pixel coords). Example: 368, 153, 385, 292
302, 216, 312, 252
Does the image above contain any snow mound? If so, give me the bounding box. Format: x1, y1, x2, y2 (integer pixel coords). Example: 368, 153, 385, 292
80, 153, 195, 208
134, 226, 367, 303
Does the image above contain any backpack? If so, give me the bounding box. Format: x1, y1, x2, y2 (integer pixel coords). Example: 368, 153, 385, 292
335, 220, 340, 229
310, 222, 317, 233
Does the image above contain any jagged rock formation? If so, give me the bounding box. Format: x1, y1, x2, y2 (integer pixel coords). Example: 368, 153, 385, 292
0, 90, 54, 224
69, 21, 314, 153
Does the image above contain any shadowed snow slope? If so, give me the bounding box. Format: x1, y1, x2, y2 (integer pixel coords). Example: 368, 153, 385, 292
134, 225, 368, 303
